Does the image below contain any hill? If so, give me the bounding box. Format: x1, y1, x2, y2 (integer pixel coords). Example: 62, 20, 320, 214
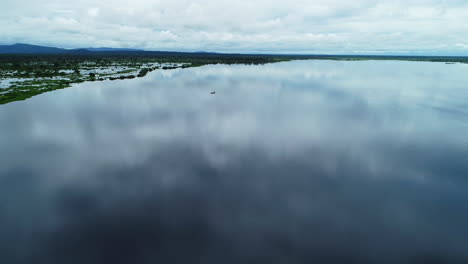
0, 43, 144, 54
0, 43, 70, 54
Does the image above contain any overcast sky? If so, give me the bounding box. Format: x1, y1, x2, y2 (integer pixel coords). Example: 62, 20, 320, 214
2, 0, 468, 54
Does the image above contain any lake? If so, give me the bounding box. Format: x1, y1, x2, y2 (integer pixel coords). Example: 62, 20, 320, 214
1, 60, 468, 263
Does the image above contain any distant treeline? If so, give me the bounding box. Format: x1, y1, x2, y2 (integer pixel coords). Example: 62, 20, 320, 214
1, 52, 468, 66
0, 52, 290, 68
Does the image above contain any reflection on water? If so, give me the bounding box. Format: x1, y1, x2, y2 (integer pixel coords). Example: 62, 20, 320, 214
1, 60, 468, 263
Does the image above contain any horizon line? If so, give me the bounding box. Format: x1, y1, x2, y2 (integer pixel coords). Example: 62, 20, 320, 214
2, 42, 468, 58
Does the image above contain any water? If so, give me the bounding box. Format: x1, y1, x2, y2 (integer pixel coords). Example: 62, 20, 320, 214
1, 60, 468, 263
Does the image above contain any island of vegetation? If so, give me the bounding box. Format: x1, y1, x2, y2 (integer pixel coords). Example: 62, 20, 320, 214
1, 51, 468, 105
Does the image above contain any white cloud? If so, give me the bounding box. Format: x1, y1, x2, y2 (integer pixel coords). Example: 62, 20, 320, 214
87, 8, 100, 17
1, 0, 468, 54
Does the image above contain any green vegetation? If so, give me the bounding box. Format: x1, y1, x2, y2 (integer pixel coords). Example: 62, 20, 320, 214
1, 52, 467, 105
137, 68, 149, 77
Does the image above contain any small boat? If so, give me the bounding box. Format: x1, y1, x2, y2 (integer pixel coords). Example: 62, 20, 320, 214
211, 91, 216, 94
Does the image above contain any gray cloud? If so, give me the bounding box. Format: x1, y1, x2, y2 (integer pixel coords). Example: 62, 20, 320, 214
1, 0, 468, 54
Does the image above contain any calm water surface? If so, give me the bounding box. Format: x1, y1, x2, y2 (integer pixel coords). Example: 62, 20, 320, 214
1, 60, 468, 263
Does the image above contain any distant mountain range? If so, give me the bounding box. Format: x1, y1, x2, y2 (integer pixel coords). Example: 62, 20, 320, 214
0, 43, 145, 54
85, 47, 144, 52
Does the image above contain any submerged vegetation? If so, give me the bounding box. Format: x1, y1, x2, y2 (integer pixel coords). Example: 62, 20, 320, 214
0, 53, 292, 105
1, 52, 467, 105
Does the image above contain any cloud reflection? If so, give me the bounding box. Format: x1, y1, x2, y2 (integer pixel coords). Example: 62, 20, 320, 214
1, 60, 468, 263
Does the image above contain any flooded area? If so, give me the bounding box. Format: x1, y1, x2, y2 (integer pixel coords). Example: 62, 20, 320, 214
1, 60, 468, 263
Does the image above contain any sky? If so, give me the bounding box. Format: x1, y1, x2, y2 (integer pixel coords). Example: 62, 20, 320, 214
1, 0, 468, 54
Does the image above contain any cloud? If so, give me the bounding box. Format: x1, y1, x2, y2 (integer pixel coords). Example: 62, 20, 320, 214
1, 1, 468, 53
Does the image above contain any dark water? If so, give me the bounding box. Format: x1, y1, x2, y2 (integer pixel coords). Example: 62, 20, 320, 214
1, 60, 468, 263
